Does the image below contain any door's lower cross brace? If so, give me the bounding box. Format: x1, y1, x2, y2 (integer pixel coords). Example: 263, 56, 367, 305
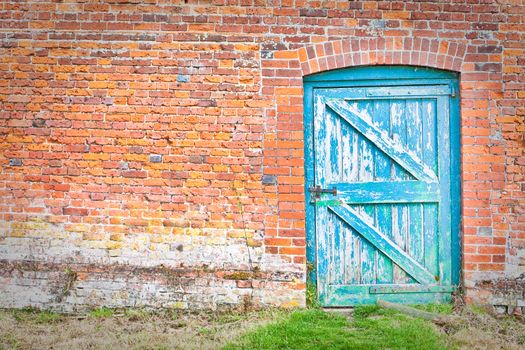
369, 285, 454, 294
327, 202, 436, 285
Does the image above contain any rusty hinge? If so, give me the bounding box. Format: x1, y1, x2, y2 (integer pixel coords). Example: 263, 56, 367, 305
450, 85, 456, 97
308, 185, 337, 201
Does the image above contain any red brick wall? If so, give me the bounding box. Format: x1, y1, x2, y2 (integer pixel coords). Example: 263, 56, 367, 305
1, 0, 524, 311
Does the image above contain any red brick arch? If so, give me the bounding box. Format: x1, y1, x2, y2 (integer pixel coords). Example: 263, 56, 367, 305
297, 37, 467, 76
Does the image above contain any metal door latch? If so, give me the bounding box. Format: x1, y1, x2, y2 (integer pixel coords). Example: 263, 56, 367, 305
308, 185, 337, 201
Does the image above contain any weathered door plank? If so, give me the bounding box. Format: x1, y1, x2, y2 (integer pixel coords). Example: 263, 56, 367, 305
407, 100, 425, 266
422, 99, 439, 276
358, 100, 376, 285
373, 100, 393, 284
437, 95, 452, 286
340, 111, 360, 285
390, 99, 413, 284
313, 94, 330, 303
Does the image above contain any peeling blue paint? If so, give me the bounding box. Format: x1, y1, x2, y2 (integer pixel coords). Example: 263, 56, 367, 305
304, 66, 460, 306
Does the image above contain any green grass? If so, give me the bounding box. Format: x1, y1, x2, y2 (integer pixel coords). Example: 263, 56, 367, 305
88, 307, 115, 318
5, 308, 61, 324
348, 305, 452, 350
412, 303, 454, 314
222, 309, 352, 350
224, 306, 453, 350
0, 334, 21, 350
123, 308, 154, 321
35, 311, 61, 324
467, 303, 491, 315
305, 282, 321, 309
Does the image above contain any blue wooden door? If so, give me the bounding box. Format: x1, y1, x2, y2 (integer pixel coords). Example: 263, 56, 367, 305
304, 66, 460, 306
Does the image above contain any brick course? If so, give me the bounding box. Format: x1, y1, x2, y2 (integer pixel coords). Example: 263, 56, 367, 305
0, 0, 524, 312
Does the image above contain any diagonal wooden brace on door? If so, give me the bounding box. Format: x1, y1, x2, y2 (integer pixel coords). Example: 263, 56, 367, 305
325, 99, 437, 182
328, 202, 436, 285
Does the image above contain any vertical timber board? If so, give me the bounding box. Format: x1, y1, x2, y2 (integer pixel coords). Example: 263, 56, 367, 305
437, 95, 452, 286
313, 93, 329, 303
374, 100, 394, 284
449, 84, 461, 287
406, 99, 424, 267
358, 101, 376, 285
422, 98, 439, 277
304, 84, 316, 286
390, 98, 413, 284
341, 103, 361, 285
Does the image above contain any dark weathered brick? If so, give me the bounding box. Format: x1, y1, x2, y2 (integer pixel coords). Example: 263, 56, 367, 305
149, 154, 163, 163
478, 45, 503, 53
262, 175, 277, 185
8, 159, 22, 166
299, 9, 327, 17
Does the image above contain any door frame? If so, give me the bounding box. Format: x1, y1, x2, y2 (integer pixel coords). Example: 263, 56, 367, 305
303, 65, 461, 303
